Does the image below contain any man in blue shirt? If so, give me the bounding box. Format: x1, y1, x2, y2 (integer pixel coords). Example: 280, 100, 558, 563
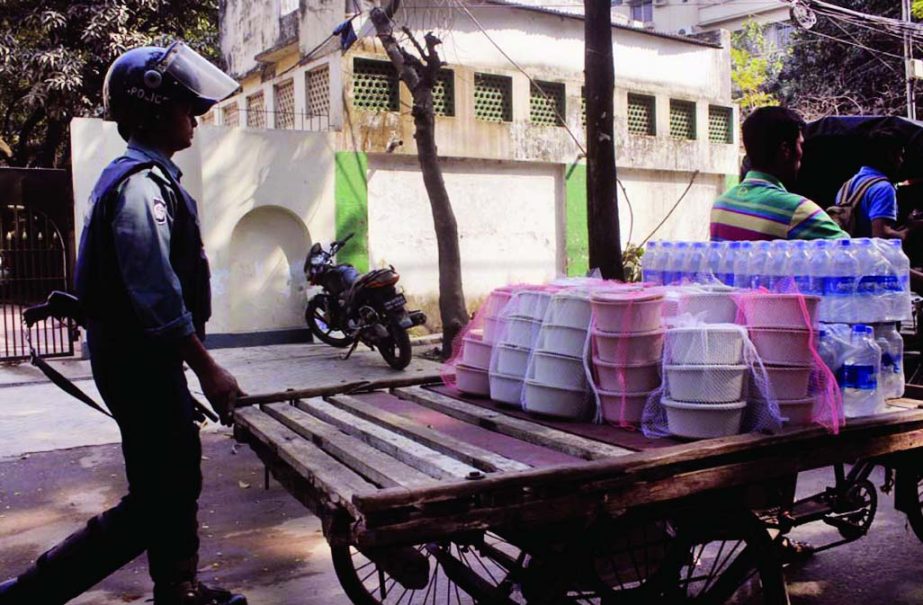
0, 44, 246, 605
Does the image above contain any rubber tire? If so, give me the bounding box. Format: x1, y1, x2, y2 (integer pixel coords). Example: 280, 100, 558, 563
898, 468, 923, 544
306, 297, 351, 348
379, 323, 412, 370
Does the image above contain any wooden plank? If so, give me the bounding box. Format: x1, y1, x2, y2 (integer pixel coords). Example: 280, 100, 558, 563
236, 375, 442, 408
326, 394, 530, 473
295, 398, 480, 480
262, 403, 438, 489
234, 407, 378, 517
392, 386, 633, 460
353, 407, 923, 514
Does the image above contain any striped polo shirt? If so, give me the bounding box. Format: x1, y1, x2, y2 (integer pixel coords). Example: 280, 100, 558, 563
710, 170, 848, 241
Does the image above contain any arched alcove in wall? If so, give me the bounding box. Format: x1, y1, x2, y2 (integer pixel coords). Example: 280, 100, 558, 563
228, 206, 310, 332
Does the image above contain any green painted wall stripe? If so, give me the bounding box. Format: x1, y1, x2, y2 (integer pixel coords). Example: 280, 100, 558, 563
334, 151, 369, 273
565, 163, 588, 277
725, 172, 740, 190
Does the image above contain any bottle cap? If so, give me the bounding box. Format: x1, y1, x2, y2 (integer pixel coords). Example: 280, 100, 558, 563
729, 241, 740, 249
852, 324, 873, 336
839, 239, 851, 247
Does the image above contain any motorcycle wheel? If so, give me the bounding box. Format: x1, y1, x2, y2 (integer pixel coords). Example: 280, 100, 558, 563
306, 297, 351, 348
379, 322, 412, 370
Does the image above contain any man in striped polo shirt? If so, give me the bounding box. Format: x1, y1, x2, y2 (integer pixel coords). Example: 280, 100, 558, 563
710, 107, 847, 242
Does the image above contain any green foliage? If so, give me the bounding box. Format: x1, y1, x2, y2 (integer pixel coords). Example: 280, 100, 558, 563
777, 0, 915, 120
0, 0, 220, 168
731, 20, 784, 115
622, 244, 644, 283
914, 0, 923, 19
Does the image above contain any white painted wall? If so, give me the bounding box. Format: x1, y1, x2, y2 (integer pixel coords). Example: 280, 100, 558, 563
70, 118, 337, 335
367, 156, 562, 299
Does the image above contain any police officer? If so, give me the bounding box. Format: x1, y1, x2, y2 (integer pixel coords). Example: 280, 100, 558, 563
0, 42, 247, 605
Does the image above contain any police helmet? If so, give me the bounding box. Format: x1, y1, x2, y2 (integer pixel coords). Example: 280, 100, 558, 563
103, 42, 239, 140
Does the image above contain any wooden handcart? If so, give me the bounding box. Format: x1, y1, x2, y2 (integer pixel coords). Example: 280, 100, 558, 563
233, 382, 923, 604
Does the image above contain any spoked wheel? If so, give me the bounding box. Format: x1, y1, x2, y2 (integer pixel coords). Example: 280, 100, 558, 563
330, 532, 525, 605
378, 322, 412, 370
830, 478, 878, 540
306, 296, 351, 347
897, 466, 923, 543
580, 509, 787, 604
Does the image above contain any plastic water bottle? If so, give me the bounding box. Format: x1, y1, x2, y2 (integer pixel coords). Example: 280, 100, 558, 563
881, 239, 912, 321
734, 241, 753, 289
749, 241, 772, 289
657, 241, 673, 286
767, 240, 790, 291
819, 323, 850, 378
841, 324, 884, 418
790, 240, 812, 294
707, 241, 723, 284
827, 239, 859, 323
686, 242, 708, 284
810, 240, 832, 320
855, 238, 889, 323
642, 241, 661, 284
874, 322, 905, 399
668, 242, 689, 285
719, 241, 737, 286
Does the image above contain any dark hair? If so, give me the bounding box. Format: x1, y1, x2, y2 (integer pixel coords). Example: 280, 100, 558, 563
864, 126, 904, 169
741, 107, 805, 168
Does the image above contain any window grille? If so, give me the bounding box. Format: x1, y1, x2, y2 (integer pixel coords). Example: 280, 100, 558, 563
353, 58, 399, 112
306, 64, 331, 116
530, 80, 565, 126
280, 0, 298, 15
474, 73, 512, 122
581, 86, 586, 127
433, 69, 455, 117
274, 79, 295, 129
627, 93, 656, 136
669, 99, 696, 140
199, 111, 214, 125
222, 103, 239, 127
247, 91, 266, 128
708, 105, 733, 144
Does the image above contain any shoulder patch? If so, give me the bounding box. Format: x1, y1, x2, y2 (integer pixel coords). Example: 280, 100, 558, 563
152, 198, 168, 224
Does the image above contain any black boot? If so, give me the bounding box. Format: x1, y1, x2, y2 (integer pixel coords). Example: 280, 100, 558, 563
153, 581, 248, 605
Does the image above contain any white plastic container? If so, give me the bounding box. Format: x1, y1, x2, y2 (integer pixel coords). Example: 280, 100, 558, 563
592, 328, 664, 365
599, 389, 653, 425
593, 358, 661, 393
754, 365, 812, 401
739, 294, 820, 329
456, 364, 490, 396
661, 397, 747, 439
514, 289, 554, 321
523, 379, 589, 419
482, 315, 503, 344
495, 343, 531, 377
505, 316, 542, 348
748, 328, 814, 366
591, 290, 664, 333
532, 351, 587, 390
664, 364, 748, 403
777, 397, 814, 426
461, 336, 493, 370
489, 372, 524, 407
666, 326, 744, 366
537, 324, 588, 358
546, 292, 593, 329
677, 291, 739, 324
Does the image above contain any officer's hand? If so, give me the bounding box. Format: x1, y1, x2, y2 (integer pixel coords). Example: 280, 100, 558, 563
200, 364, 244, 426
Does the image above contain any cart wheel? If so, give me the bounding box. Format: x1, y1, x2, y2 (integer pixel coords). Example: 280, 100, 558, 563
897, 467, 923, 543
831, 479, 877, 540
330, 532, 524, 605
585, 509, 787, 604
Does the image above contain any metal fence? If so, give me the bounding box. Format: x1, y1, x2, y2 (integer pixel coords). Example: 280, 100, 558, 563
0, 168, 75, 361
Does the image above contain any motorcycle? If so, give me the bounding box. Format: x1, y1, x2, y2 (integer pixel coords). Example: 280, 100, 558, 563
304, 234, 426, 370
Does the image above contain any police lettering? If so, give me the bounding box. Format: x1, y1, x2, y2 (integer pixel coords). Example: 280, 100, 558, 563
126, 86, 165, 104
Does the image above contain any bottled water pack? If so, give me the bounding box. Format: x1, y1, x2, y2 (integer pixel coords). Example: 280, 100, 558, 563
642, 238, 913, 324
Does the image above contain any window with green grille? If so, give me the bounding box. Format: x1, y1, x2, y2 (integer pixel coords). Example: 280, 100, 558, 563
669, 99, 696, 140
530, 80, 565, 126
474, 73, 512, 122
708, 105, 733, 144
353, 58, 399, 112
627, 93, 656, 136
274, 79, 295, 129
433, 69, 455, 117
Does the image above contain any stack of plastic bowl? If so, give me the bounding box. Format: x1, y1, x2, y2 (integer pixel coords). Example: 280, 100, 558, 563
522, 290, 594, 419
489, 289, 553, 406
742, 293, 821, 426
455, 286, 518, 397
676, 286, 739, 324
589, 289, 664, 425
661, 324, 748, 439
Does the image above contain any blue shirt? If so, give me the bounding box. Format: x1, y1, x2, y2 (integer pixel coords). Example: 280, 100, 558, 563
842, 166, 897, 238
105, 139, 196, 341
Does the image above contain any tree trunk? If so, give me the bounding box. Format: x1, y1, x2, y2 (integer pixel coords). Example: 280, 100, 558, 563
584, 1, 624, 280
370, 8, 468, 359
